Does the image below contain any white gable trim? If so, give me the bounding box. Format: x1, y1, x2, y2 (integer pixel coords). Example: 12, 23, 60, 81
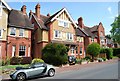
1, 0, 11, 10
51, 8, 78, 28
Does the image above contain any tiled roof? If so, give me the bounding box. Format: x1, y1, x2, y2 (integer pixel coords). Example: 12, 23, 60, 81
76, 28, 86, 37
90, 25, 99, 32
8, 9, 33, 29
84, 26, 97, 38
45, 8, 64, 24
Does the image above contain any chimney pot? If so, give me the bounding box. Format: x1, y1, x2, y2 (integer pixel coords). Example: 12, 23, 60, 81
47, 13, 50, 17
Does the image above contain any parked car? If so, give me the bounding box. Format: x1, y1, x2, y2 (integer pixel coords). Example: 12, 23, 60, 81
68, 56, 76, 65
10, 63, 55, 81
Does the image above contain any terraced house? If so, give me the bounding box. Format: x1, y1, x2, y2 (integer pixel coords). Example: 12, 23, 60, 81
0, 0, 11, 60
30, 3, 86, 58
7, 5, 33, 58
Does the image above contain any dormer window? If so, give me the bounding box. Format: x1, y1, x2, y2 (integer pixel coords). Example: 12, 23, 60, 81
10, 27, 16, 36
19, 29, 24, 37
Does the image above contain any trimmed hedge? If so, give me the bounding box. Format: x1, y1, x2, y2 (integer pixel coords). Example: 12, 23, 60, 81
113, 48, 120, 56
10, 57, 32, 65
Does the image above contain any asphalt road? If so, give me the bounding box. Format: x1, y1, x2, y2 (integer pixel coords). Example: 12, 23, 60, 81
29, 60, 118, 80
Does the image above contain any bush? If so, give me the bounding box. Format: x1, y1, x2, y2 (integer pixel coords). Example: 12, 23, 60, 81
113, 48, 120, 56
31, 58, 44, 64
42, 43, 68, 66
84, 56, 91, 61
100, 48, 106, 54
10, 57, 32, 65
102, 57, 107, 61
86, 43, 100, 62
105, 48, 113, 60
97, 58, 103, 62
76, 59, 82, 64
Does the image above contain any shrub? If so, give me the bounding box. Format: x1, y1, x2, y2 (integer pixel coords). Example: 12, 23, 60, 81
113, 48, 120, 56
100, 48, 106, 54
42, 43, 68, 66
10, 57, 23, 65
84, 56, 91, 61
86, 43, 100, 62
105, 48, 113, 60
31, 58, 44, 64
76, 59, 82, 64
102, 57, 107, 61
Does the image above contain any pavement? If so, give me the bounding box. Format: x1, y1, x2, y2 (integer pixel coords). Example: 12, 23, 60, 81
1, 58, 118, 80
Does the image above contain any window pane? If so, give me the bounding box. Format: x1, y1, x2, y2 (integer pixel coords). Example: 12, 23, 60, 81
10, 28, 16, 35
64, 22, 68, 27
19, 45, 26, 56
19, 29, 24, 36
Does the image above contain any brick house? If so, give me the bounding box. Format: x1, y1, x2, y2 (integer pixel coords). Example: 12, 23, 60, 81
76, 17, 106, 53
7, 5, 33, 58
30, 3, 81, 58
0, 0, 11, 60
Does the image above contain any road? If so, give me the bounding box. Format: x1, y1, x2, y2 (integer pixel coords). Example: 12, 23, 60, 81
28, 59, 118, 80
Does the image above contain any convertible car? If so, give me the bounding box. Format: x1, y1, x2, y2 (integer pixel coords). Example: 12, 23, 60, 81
10, 63, 55, 81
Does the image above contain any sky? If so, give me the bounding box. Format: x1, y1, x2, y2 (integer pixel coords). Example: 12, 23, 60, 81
6, 1, 118, 35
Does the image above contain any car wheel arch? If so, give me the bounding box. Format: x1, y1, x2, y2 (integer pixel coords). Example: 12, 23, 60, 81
16, 72, 27, 79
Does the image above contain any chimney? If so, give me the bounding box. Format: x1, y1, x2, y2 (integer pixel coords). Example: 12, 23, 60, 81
78, 17, 84, 29
47, 13, 50, 17
21, 5, 27, 15
35, 3, 40, 19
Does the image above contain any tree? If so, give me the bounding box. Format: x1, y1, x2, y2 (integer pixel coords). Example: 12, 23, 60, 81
110, 15, 120, 44
86, 43, 100, 62
42, 43, 69, 66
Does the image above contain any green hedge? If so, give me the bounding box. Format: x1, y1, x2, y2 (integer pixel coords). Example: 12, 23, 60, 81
31, 58, 44, 64
113, 48, 120, 56
105, 48, 113, 60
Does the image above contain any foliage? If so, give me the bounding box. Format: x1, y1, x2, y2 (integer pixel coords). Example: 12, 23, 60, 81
112, 48, 120, 56
42, 43, 69, 66
31, 58, 44, 64
1, 57, 11, 66
100, 48, 106, 54
105, 48, 113, 60
110, 15, 120, 44
86, 43, 100, 62
84, 56, 91, 61
76, 59, 82, 64
10, 57, 23, 65
102, 57, 107, 61
97, 58, 103, 62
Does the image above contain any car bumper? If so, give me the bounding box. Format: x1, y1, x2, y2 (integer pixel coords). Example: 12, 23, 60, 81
10, 74, 16, 80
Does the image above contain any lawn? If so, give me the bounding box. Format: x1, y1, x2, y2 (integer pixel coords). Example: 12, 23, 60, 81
0, 64, 29, 71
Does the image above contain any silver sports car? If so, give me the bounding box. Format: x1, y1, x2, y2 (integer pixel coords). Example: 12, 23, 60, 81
10, 63, 55, 81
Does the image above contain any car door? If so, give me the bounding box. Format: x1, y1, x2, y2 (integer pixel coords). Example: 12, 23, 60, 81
27, 64, 45, 77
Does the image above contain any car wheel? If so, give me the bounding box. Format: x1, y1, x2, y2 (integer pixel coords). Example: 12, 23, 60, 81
16, 73, 26, 81
48, 69, 55, 77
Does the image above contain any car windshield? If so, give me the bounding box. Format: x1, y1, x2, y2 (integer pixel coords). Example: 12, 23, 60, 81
26, 63, 46, 68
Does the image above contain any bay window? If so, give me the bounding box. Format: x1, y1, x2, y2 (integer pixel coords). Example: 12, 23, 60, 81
19, 45, 26, 56
19, 29, 24, 37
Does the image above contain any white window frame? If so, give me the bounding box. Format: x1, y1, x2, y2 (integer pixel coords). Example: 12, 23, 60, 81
0, 1, 2, 16
58, 19, 69, 28
54, 30, 61, 38
28, 46, 31, 57
19, 29, 24, 37
91, 38, 94, 42
0, 45, 1, 58
19, 45, 26, 57
0, 29, 3, 38
10, 27, 16, 36
66, 33, 73, 40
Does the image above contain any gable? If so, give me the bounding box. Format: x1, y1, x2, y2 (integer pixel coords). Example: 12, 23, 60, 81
1, 0, 11, 10
50, 8, 77, 28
